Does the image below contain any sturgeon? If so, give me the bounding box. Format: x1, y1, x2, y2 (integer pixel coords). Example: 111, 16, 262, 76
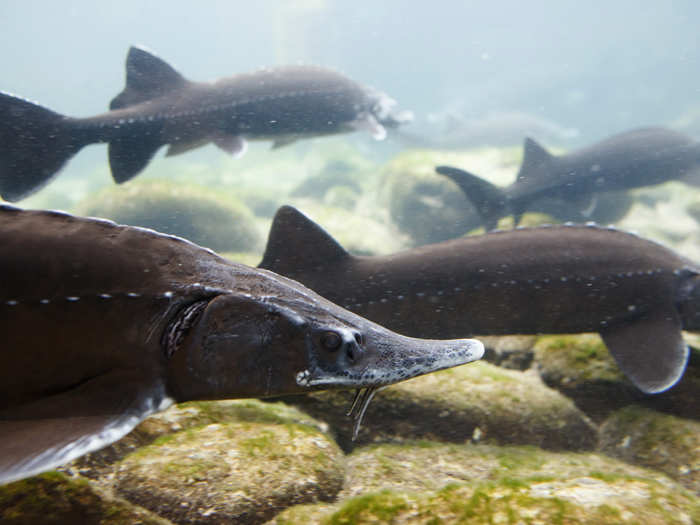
0, 46, 412, 202
260, 205, 700, 395
437, 127, 700, 229
0, 205, 482, 485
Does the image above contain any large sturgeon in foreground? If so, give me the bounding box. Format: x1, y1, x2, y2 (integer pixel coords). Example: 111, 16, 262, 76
0, 205, 482, 485
260, 205, 700, 395
0, 46, 411, 202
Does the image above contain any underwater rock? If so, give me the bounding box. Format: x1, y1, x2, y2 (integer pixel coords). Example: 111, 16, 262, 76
281, 362, 596, 452
381, 151, 483, 244
534, 334, 700, 422
113, 419, 344, 524
290, 160, 363, 199
269, 442, 699, 524
74, 179, 261, 253
599, 406, 700, 494
65, 400, 327, 481
533, 334, 634, 419
0, 471, 170, 525
480, 335, 536, 370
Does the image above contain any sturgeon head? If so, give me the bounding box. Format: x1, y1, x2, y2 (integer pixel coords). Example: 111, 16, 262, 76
165, 271, 483, 438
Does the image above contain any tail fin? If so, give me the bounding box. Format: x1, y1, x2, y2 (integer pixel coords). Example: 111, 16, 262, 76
0, 93, 86, 201
435, 165, 509, 230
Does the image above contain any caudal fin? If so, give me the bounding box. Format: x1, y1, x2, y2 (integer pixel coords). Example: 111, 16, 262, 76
435, 165, 509, 230
0, 93, 87, 202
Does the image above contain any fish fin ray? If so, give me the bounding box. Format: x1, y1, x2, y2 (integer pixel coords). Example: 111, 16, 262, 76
600, 309, 689, 394
0, 370, 171, 485
110, 46, 187, 110
259, 205, 349, 276
109, 134, 162, 183
435, 165, 508, 229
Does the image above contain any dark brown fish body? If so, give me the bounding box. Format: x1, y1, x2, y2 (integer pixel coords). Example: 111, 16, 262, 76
0, 46, 411, 201
437, 127, 700, 228
260, 206, 700, 394
0, 205, 481, 484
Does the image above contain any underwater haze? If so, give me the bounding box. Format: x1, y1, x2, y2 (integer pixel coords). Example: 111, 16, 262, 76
1, 2, 700, 523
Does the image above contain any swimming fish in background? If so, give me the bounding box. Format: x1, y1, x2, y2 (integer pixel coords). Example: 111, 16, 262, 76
0, 205, 482, 484
436, 127, 700, 230
0, 46, 412, 202
260, 205, 700, 395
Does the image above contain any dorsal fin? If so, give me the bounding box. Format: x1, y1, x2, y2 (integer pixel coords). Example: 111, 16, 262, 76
110, 46, 187, 110
516, 137, 553, 183
259, 206, 349, 277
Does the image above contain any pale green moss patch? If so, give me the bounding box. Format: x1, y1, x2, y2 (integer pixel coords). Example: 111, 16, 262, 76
115, 419, 344, 524
0, 471, 169, 524
599, 405, 700, 493
74, 179, 261, 252
285, 362, 596, 452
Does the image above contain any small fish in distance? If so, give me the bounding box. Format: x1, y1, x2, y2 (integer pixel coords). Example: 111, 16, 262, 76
0, 46, 412, 202
436, 127, 700, 230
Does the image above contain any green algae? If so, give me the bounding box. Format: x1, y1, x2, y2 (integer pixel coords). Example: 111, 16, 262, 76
74, 178, 261, 252
0, 472, 167, 525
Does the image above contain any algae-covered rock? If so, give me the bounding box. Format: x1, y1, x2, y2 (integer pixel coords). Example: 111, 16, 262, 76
381, 150, 484, 244
534, 334, 700, 421
68, 399, 328, 481
480, 335, 536, 370
283, 361, 596, 452
0, 471, 170, 525
290, 160, 363, 199
74, 179, 261, 252
599, 406, 700, 493
271, 443, 699, 524
114, 419, 344, 524
533, 334, 634, 419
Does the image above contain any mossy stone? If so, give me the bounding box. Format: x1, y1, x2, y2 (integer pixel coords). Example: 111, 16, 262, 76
534, 334, 700, 422
381, 150, 482, 244
0, 471, 169, 524
74, 179, 261, 253
114, 419, 344, 524
271, 443, 699, 524
67, 399, 328, 481
290, 160, 363, 199
599, 406, 700, 493
281, 361, 596, 452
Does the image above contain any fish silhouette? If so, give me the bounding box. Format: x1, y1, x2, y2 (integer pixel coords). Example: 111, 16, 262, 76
260, 205, 700, 395
437, 127, 700, 229
0, 46, 411, 202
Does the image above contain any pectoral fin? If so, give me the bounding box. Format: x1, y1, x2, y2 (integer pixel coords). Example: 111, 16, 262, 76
600, 309, 689, 394
0, 369, 171, 485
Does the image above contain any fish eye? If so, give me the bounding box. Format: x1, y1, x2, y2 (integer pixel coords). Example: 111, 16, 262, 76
320, 331, 343, 351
